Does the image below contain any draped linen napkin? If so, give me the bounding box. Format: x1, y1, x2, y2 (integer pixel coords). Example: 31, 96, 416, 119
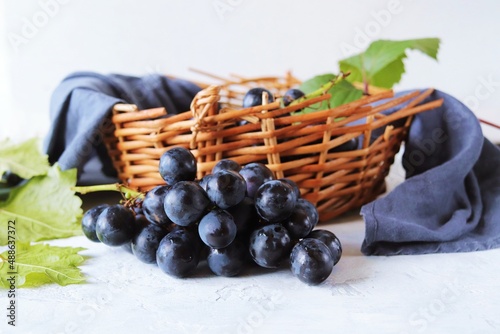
43, 72, 201, 183
361, 90, 500, 255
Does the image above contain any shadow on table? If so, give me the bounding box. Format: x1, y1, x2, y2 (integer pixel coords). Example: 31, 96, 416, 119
190, 259, 290, 280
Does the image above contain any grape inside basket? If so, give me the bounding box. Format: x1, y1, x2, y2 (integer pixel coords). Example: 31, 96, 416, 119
103, 73, 443, 222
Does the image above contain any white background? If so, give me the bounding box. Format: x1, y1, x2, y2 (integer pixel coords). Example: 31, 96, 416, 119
1, 0, 499, 143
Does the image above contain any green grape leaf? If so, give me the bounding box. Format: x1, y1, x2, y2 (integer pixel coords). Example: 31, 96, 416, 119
300, 74, 337, 95
0, 243, 88, 288
329, 80, 364, 107
0, 138, 49, 179
298, 74, 363, 113
0, 165, 82, 245
339, 38, 440, 88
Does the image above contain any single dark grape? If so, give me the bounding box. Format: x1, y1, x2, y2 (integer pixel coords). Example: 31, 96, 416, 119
212, 159, 241, 174
198, 174, 212, 192
168, 224, 203, 254
279, 178, 300, 199
254, 180, 297, 223
206, 170, 246, 209
95, 204, 136, 246
156, 229, 200, 278
226, 197, 258, 235
132, 223, 169, 264
81, 204, 109, 242
306, 229, 342, 265
242, 88, 274, 108
207, 238, 247, 277
283, 205, 315, 239
282, 88, 305, 107
296, 198, 319, 228
290, 238, 334, 285
249, 224, 292, 268
239, 163, 274, 199
142, 185, 173, 226
159, 147, 197, 185
198, 209, 237, 249
164, 181, 211, 226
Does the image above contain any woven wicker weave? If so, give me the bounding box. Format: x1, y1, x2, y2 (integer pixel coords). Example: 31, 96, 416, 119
103, 74, 443, 222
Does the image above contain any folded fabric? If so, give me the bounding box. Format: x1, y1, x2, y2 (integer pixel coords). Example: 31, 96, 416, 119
43, 72, 201, 183
361, 89, 500, 255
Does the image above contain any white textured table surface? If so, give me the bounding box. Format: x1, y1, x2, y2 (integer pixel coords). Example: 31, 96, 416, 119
2, 161, 500, 334
3, 216, 500, 334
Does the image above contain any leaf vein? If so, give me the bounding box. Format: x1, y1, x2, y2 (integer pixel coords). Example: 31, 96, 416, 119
0, 208, 78, 233
15, 262, 84, 281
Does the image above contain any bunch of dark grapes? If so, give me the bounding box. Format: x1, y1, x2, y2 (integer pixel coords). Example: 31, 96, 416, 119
82, 92, 343, 285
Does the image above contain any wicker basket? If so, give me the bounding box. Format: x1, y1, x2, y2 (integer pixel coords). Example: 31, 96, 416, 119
103, 73, 443, 222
